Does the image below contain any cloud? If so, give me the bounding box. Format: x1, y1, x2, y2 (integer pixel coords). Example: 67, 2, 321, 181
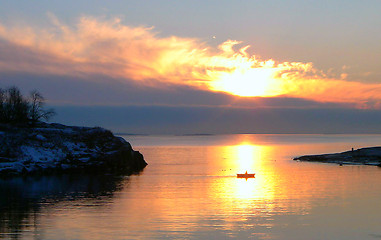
1, 15, 381, 108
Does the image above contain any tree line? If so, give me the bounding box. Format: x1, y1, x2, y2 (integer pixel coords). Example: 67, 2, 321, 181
0, 86, 55, 125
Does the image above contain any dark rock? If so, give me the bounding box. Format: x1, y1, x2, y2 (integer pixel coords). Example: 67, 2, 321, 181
294, 147, 381, 166
0, 122, 147, 177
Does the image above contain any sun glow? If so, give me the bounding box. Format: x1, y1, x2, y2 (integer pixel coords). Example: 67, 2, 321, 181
2, 16, 381, 107
209, 67, 281, 97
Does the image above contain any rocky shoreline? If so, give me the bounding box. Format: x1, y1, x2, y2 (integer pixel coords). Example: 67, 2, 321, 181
0, 122, 147, 177
294, 147, 381, 166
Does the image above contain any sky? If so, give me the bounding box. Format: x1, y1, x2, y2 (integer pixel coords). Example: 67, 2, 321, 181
0, 1, 381, 134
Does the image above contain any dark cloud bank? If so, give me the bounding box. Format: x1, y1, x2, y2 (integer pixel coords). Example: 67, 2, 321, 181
2, 73, 381, 135
52, 105, 381, 135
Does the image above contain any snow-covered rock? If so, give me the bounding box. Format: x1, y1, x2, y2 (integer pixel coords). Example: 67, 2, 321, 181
0, 123, 147, 177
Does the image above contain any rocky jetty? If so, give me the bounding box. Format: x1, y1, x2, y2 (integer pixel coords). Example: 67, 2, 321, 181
294, 147, 381, 166
0, 122, 147, 177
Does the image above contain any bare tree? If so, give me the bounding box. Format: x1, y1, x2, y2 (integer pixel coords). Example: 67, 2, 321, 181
4, 86, 29, 123
29, 90, 56, 124
0, 86, 55, 125
0, 88, 4, 122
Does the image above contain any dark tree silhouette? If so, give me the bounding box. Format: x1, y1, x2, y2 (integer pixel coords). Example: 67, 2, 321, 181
0, 86, 55, 125
0, 88, 4, 123
3, 87, 29, 123
29, 90, 55, 124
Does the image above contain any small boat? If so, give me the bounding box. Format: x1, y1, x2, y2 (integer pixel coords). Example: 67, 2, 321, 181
237, 171, 255, 178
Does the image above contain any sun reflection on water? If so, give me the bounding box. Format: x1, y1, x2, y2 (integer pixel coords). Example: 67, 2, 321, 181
116, 135, 346, 238
205, 141, 279, 233
209, 137, 317, 222
8, 134, 381, 240
219, 142, 275, 201
235, 144, 258, 173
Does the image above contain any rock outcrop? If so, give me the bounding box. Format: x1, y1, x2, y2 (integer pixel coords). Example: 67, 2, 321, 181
0, 122, 147, 177
294, 147, 381, 166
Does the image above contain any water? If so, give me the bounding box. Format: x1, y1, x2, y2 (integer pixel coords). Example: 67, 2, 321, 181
1, 134, 381, 239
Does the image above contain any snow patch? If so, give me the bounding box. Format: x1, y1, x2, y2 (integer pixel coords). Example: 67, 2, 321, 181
36, 134, 46, 141
20, 145, 65, 164
34, 128, 75, 134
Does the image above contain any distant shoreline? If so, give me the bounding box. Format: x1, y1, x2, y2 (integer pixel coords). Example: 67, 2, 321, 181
294, 146, 381, 166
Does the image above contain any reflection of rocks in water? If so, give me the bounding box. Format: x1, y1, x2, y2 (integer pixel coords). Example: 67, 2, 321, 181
0, 173, 128, 239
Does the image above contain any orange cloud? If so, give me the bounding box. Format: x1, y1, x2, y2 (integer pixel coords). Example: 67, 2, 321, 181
0, 15, 381, 108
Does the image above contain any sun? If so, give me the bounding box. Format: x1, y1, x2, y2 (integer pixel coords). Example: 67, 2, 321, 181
208, 67, 281, 97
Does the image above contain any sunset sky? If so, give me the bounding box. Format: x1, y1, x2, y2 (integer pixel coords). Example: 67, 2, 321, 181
1, 1, 380, 134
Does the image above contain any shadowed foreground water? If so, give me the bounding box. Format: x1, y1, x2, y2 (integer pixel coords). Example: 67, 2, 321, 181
1, 134, 381, 239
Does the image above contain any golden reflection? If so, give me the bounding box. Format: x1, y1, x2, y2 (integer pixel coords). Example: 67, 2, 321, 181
111, 136, 364, 237
236, 144, 260, 172
208, 137, 320, 218
219, 142, 275, 201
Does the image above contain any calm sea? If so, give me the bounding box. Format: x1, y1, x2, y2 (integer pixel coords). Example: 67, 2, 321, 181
2, 134, 381, 239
